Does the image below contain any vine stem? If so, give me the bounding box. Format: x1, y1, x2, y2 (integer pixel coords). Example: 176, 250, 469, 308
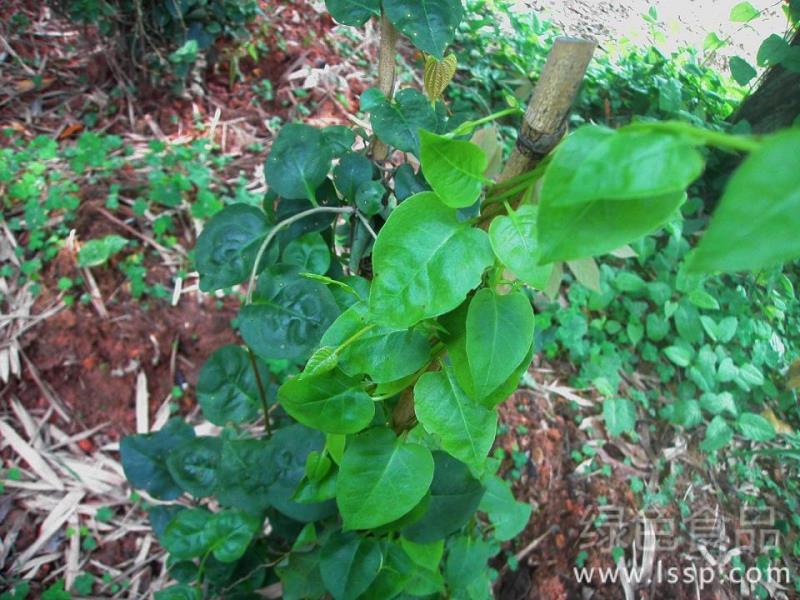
247, 346, 272, 437
372, 13, 398, 161
245, 206, 357, 304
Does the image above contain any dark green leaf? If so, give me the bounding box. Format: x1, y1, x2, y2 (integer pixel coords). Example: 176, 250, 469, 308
206, 510, 261, 562
334, 152, 374, 201
369, 89, 438, 155
362, 541, 415, 600
757, 34, 790, 67
336, 428, 434, 529
154, 584, 200, 600
369, 193, 493, 328
394, 163, 430, 202
277, 550, 326, 600
320, 532, 383, 600
729, 56, 757, 85
325, 0, 380, 26
194, 204, 270, 292
120, 419, 195, 500
196, 345, 272, 426
166, 437, 222, 498
690, 129, 800, 273
384, 0, 464, 59
444, 535, 497, 594
162, 508, 212, 560
283, 232, 331, 275
216, 438, 276, 513
265, 124, 333, 201
278, 369, 375, 434
239, 264, 340, 361
322, 125, 357, 157
355, 180, 385, 216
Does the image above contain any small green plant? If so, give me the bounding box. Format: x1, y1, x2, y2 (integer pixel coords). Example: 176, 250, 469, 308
115, 4, 800, 599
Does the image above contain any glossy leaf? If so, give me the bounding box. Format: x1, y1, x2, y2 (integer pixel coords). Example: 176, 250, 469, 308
322, 125, 357, 157
120, 419, 196, 500
194, 204, 270, 292
320, 532, 383, 600
239, 264, 340, 361
362, 540, 415, 600
325, 0, 380, 26
414, 367, 496, 470
278, 369, 375, 434
216, 438, 277, 513
489, 204, 553, 289
479, 474, 531, 541
283, 232, 331, 275
369, 88, 438, 154
265, 124, 333, 201
384, 0, 464, 59
355, 180, 385, 216
334, 152, 374, 201
336, 428, 434, 530
401, 452, 485, 543
370, 193, 493, 328
320, 302, 431, 383
206, 510, 261, 562
419, 130, 487, 208
166, 437, 222, 498
161, 508, 212, 560
394, 163, 430, 201
690, 129, 800, 273
196, 345, 271, 426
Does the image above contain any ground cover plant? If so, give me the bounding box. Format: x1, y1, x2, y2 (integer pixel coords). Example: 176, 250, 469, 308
109, 3, 800, 599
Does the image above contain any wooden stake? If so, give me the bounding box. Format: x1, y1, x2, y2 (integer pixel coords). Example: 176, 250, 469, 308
372, 15, 398, 161
498, 37, 596, 183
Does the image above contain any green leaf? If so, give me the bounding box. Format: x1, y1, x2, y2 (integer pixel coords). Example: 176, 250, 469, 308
336, 428, 434, 530
277, 550, 326, 600
283, 232, 331, 275
730, 1, 759, 22
120, 419, 196, 500
368, 88, 438, 155
444, 535, 497, 594
166, 437, 221, 498
688, 289, 720, 310
538, 125, 699, 261
162, 508, 212, 560
729, 56, 757, 86
206, 510, 260, 562
664, 345, 692, 367
701, 416, 734, 452
334, 152, 374, 201
703, 32, 726, 52
320, 302, 431, 383
369, 193, 493, 328
154, 585, 200, 600
463, 288, 535, 402
355, 180, 385, 216
278, 369, 375, 434
488, 204, 553, 289
384, 0, 464, 59
394, 163, 431, 201
603, 397, 637, 437
239, 264, 340, 361
690, 129, 800, 273
195, 204, 271, 292
400, 538, 444, 570
567, 257, 601, 292
362, 540, 415, 600
739, 363, 764, 386
757, 34, 790, 67
77, 234, 128, 268
700, 392, 738, 417
320, 532, 383, 600
401, 452, 485, 543
325, 0, 380, 26
414, 367, 496, 471
322, 125, 357, 157
265, 124, 333, 200
196, 345, 272, 426
419, 130, 487, 208
216, 438, 276, 513
737, 413, 776, 442
479, 474, 531, 541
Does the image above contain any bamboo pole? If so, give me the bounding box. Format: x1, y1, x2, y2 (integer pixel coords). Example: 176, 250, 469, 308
498, 37, 596, 183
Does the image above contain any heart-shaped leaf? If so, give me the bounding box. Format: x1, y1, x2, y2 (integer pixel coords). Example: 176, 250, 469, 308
385, 0, 464, 59
368, 88, 438, 155
265, 124, 333, 201
325, 0, 380, 26
320, 531, 383, 600
419, 129, 487, 208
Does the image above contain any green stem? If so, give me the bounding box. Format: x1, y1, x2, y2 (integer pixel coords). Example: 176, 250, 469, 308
447, 106, 523, 138
247, 346, 272, 437
625, 120, 762, 153
246, 206, 357, 304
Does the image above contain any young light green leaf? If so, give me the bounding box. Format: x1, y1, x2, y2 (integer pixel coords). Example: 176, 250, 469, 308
700, 392, 738, 417
488, 204, 554, 289
603, 397, 637, 437
194, 204, 271, 292
384, 0, 464, 60
196, 345, 272, 426
369, 193, 493, 328
688, 289, 720, 310
278, 370, 375, 434
737, 413, 777, 441
664, 345, 693, 367
730, 1, 759, 22
464, 289, 535, 402
478, 474, 531, 541
414, 367, 496, 471
77, 234, 128, 268
265, 124, 333, 200
336, 428, 434, 530
239, 264, 340, 361
368, 88, 438, 155
320, 531, 383, 600
419, 130, 487, 208
701, 416, 734, 452
325, 0, 380, 26
690, 129, 800, 273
